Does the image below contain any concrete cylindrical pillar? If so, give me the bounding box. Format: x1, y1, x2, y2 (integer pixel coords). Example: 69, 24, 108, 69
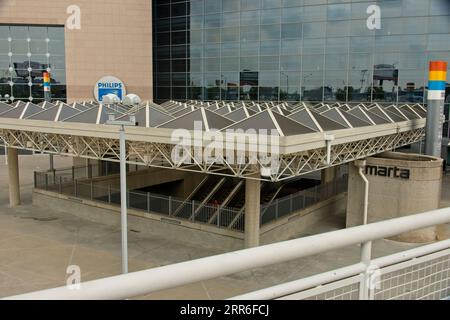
346, 152, 442, 243
7, 148, 20, 207
244, 174, 261, 248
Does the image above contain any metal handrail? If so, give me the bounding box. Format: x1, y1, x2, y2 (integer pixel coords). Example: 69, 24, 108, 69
230, 239, 450, 300
4, 207, 450, 300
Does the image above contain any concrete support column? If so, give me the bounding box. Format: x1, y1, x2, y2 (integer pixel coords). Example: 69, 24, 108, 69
346, 152, 442, 243
244, 174, 261, 248
7, 148, 20, 207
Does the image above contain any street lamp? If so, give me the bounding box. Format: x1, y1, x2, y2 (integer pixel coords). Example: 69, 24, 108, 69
104, 93, 138, 274
122, 93, 141, 108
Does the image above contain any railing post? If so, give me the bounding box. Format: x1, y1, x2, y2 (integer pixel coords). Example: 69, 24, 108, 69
33, 171, 37, 188
59, 176, 62, 194
90, 181, 94, 200
147, 192, 150, 213
53, 169, 56, 185
108, 184, 111, 204
168, 196, 172, 216
71, 166, 75, 181
88, 164, 92, 179
359, 241, 373, 300
192, 200, 195, 222
217, 208, 221, 227
74, 179, 78, 197
45, 174, 48, 190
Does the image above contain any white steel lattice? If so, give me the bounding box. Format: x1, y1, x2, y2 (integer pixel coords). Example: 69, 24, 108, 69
0, 127, 425, 182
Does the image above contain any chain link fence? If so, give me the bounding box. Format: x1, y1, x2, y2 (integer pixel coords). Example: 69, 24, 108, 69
34, 166, 348, 233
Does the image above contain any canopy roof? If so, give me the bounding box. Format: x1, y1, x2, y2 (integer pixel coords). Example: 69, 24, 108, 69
0, 100, 425, 132
0, 100, 426, 181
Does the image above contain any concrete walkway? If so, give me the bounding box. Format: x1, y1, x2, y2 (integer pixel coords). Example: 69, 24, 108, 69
0, 155, 444, 299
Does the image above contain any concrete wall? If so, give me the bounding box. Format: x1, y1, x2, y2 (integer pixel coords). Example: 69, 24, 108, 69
33, 188, 347, 250
0, 0, 153, 102
347, 152, 443, 243
33, 189, 244, 251
261, 194, 347, 244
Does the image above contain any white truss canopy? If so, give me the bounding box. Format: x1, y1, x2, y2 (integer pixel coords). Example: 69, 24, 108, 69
0, 100, 426, 182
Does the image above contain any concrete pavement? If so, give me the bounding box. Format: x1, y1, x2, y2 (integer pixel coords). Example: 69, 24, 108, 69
0, 155, 442, 299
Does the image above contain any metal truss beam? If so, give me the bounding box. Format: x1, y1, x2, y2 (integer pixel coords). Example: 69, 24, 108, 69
0, 127, 424, 182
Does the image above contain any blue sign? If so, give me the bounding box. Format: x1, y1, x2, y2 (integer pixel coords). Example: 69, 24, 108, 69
98, 88, 123, 101
94, 76, 126, 102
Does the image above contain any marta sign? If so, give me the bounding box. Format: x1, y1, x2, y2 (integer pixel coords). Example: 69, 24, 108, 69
365, 165, 410, 180
94, 76, 126, 102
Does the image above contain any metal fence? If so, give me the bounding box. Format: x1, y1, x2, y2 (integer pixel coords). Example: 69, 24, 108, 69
260, 177, 348, 224
372, 250, 450, 300
34, 166, 348, 233
269, 247, 450, 300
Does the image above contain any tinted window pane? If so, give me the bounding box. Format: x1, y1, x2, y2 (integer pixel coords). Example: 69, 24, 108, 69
152, 0, 450, 103
2, 25, 66, 102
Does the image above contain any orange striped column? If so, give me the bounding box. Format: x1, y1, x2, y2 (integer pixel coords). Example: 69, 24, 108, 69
426, 61, 447, 157
428, 61, 447, 100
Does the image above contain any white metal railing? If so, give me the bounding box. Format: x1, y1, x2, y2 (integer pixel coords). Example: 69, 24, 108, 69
233, 240, 450, 300
3, 208, 450, 300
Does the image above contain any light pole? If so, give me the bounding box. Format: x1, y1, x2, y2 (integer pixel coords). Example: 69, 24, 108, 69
281, 72, 289, 100
43, 71, 54, 170
1, 94, 9, 164
104, 93, 139, 274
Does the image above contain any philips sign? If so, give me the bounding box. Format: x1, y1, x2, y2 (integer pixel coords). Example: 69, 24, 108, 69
94, 76, 126, 102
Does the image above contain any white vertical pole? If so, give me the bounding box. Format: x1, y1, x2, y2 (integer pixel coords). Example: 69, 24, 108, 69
356, 159, 372, 300
359, 240, 373, 300
120, 125, 128, 274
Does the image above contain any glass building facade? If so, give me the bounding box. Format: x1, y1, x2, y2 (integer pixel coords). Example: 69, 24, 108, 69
152, 0, 450, 104
0, 25, 67, 103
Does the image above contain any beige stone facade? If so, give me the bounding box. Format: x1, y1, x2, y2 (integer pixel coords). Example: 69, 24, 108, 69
0, 0, 153, 102
347, 152, 443, 243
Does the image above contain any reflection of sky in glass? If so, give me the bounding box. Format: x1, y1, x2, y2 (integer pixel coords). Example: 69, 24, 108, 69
151, 0, 449, 103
